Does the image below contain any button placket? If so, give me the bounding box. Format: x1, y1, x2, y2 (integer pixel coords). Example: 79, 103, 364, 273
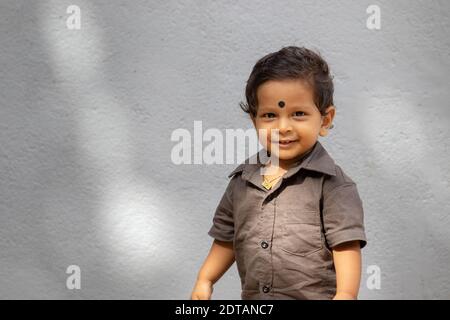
256, 191, 275, 295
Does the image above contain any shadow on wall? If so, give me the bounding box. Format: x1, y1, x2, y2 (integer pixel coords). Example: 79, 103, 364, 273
0, 0, 182, 299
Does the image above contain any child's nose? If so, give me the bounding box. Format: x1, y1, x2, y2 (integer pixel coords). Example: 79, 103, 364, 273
278, 117, 293, 134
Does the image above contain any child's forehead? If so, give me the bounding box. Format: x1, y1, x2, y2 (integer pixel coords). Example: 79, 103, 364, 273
257, 79, 314, 103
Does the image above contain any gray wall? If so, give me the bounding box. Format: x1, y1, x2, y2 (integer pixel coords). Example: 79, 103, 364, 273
0, 0, 449, 299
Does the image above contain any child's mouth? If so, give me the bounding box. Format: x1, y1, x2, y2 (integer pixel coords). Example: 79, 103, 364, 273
274, 140, 298, 148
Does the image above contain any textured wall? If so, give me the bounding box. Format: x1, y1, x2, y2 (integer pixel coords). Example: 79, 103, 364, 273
0, 0, 449, 299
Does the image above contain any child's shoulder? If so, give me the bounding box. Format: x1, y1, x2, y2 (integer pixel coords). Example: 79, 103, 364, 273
322, 163, 359, 194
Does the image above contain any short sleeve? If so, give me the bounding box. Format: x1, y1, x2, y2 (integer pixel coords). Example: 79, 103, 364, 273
322, 183, 367, 249
207, 178, 235, 242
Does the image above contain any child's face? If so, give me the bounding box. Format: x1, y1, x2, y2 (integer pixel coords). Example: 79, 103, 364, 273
251, 79, 335, 168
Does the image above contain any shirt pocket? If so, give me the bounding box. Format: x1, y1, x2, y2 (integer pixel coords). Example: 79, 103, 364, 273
280, 209, 323, 257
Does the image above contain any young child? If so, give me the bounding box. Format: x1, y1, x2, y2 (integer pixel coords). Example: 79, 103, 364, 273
191, 46, 367, 300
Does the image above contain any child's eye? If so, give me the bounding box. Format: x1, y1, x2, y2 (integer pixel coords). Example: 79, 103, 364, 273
262, 113, 276, 118
293, 111, 306, 117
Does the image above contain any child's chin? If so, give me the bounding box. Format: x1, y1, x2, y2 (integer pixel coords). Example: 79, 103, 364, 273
271, 150, 300, 160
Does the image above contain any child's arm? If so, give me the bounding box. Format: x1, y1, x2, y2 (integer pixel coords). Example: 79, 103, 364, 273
332, 240, 362, 300
191, 239, 235, 300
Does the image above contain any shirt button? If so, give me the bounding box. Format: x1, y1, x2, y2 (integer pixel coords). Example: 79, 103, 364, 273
262, 285, 271, 293
261, 241, 269, 249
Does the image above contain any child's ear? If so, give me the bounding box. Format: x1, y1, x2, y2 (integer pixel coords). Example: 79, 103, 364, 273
319, 106, 336, 137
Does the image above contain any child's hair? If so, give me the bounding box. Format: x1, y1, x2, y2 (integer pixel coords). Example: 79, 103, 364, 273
239, 46, 334, 118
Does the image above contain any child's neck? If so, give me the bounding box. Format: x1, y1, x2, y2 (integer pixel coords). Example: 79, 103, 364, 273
263, 160, 291, 177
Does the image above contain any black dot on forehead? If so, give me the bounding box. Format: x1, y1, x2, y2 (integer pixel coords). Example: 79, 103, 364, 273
278, 100, 285, 108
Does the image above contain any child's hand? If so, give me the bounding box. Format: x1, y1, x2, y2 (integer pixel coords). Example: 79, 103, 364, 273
333, 292, 357, 300
191, 279, 213, 300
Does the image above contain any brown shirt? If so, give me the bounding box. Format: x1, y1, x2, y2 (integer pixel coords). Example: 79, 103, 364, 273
208, 140, 367, 300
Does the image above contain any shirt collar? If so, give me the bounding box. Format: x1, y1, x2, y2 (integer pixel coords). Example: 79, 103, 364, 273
227, 140, 336, 180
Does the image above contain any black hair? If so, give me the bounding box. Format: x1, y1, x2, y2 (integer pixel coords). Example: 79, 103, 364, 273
239, 46, 334, 118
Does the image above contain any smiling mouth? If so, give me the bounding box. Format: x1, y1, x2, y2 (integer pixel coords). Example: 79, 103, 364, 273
274, 140, 299, 146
